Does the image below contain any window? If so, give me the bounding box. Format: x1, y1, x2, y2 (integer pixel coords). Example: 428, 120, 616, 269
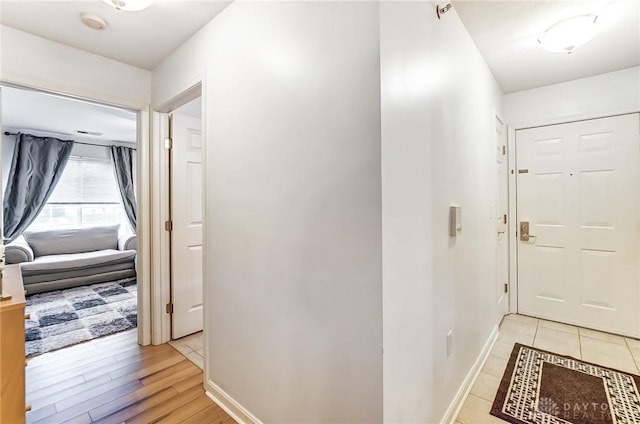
30, 157, 131, 232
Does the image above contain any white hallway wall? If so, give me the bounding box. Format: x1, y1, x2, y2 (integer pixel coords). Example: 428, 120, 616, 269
505, 66, 640, 128
154, 1, 504, 422
153, 2, 383, 422
380, 2, 503, 422
0, 25, 151, 109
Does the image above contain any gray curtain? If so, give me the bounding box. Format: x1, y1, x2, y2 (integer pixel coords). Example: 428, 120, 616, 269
3, 133, 74, 240
110, 146, 137, 232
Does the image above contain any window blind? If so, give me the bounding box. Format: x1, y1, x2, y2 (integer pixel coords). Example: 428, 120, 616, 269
48, 157, 120, 204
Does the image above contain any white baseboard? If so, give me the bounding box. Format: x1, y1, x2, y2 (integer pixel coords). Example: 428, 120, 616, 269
205, 379, 263, 424
439, 325, 500, 424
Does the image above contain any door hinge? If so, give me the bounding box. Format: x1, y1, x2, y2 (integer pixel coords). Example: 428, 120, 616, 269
164, 138, 172, 150
166, 303, 174, 314
164, 220, 173, 232
503, 214, 507, 224
504, 283, 508, 293
501, 145, 506, 155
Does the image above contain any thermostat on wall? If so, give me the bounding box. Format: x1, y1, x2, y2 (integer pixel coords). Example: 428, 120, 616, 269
449, 206, 462, 237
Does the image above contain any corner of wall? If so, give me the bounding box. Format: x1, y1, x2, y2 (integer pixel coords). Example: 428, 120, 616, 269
439, 325, 499, 424
205, 380, 263, 424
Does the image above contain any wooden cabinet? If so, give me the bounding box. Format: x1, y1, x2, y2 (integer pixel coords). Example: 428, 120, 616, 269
0, 265, 26, 424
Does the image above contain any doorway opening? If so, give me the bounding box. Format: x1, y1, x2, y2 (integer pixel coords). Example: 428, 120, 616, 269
0, 84, 142, 356
154, 87, 205, 369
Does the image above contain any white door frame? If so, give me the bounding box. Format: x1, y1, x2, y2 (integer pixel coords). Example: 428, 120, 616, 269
508, 124, 518, 313
506, 110, 640, 316
150, 81, 205, 345
0, 80, 153, 346
150, 109, 171, 345
494, 110, 510, 317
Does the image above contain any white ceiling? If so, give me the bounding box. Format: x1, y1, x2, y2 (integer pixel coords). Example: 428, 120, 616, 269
453, 0, 640, 93
0, 0, 231, 70
2, 85, 137, 144
0, 1, 636, 94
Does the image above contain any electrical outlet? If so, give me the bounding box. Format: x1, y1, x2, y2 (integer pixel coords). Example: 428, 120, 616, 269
446, 330, 453, 357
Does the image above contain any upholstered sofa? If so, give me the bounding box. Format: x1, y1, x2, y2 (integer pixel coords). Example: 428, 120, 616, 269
5, 225, 136, 294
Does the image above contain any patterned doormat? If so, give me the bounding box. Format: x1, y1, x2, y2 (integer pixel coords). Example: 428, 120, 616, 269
491, 343, 640, 424
25, 278, 137, 357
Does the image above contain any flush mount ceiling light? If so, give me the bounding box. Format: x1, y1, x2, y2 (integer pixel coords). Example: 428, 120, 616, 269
101, 0, 152, 12
537, 14, 599, 54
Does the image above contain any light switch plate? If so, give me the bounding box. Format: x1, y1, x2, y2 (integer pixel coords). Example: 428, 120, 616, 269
449, 206, 462, 237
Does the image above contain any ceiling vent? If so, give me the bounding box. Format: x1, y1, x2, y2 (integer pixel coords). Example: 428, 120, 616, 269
81, 14, 108, 31
76, 130, 104, 136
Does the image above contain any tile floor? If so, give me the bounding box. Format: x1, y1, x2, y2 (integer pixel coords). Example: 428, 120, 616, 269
168, 331, 204, 369
455, 314, 640, 423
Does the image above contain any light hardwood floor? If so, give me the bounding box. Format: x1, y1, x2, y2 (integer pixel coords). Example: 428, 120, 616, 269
25, 329, 234, 424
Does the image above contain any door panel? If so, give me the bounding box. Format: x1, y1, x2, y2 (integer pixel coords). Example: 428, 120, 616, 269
171, 112, 204, 339
517, 114, 640, 337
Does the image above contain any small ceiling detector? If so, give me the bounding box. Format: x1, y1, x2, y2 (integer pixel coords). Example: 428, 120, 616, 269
437, 3, 453, 19
81, 13, 108, 31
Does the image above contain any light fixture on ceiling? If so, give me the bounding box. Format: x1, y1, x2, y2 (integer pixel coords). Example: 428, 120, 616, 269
81, 13, 107, 31
537, 14, 599, 54
101, 0, 152, 12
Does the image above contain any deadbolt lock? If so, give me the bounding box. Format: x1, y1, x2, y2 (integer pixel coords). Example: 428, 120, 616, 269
519, 221, 536, 242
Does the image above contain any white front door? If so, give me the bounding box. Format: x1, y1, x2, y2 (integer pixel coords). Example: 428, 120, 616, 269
496, 116, 509, 318
170, 112, 204, 339
516, 114, 640, 337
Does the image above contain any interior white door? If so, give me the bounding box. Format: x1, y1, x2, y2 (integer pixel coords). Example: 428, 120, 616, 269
496, 116, 509, 318
516, 114, 640, 337
171, 112, 204, 339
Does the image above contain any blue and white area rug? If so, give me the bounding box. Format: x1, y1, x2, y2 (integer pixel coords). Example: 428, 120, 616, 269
25, 278, 137, 357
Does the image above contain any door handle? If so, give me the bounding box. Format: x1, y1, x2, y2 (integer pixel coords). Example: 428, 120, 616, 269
519, 221, 536, 242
